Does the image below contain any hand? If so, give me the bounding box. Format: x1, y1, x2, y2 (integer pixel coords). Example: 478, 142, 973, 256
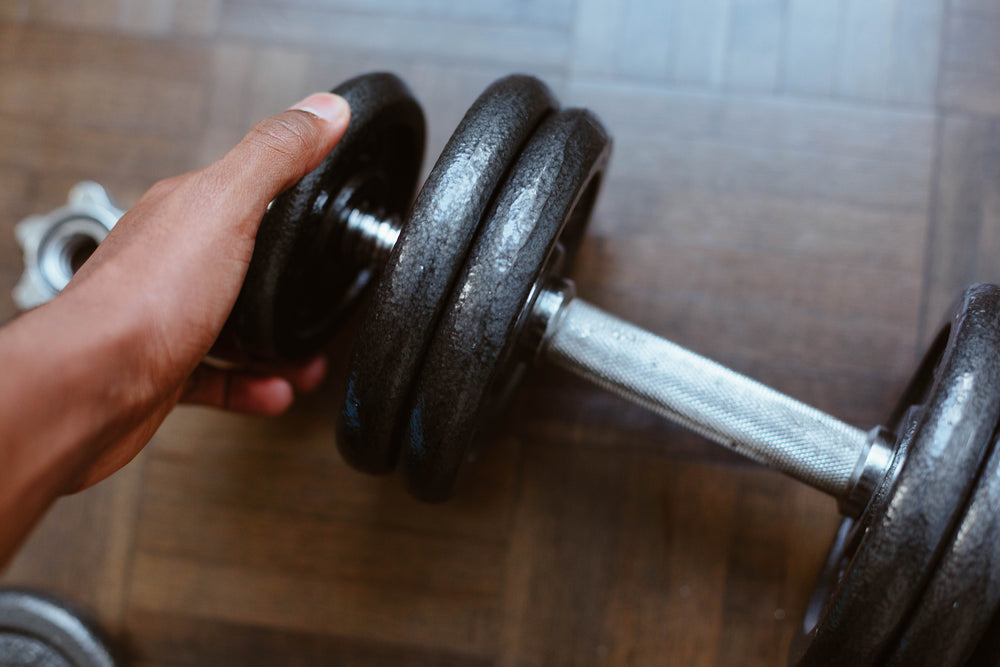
0, 93, 350, 561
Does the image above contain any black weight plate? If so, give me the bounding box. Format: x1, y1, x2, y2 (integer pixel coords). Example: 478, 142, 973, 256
398, 109, 610, 501
967, 606, 1000, 666
886, 429, 1000, 665
228, 72, 425, 361
0, 588, 120, 667
337, 75, 557, 474
792, 284, 1000, 666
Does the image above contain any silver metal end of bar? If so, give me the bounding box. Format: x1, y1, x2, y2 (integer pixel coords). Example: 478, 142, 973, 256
838, 426, 895, 517
13, 182, 123, 310
535, 289, 883, 503
520, 277, 576, 363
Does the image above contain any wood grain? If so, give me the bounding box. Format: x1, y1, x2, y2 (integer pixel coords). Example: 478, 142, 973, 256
0, 0, 995, 664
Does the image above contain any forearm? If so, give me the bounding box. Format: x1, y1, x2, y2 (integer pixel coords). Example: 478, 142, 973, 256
0, 288, 161, 562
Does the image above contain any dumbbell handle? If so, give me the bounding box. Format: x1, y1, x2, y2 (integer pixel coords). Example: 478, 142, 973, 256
534, 289, 891, 513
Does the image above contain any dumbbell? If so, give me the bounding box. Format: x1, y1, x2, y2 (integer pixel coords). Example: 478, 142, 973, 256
241, 73, 999, 665
261, 73, 1000, 666
14, 73, 1000, 665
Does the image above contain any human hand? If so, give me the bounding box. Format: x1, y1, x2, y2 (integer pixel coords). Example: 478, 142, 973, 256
0, 92, 350, 554
69, 92, 350, 488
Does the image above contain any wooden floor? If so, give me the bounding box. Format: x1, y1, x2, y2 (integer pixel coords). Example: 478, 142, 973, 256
1, 1, 998, 664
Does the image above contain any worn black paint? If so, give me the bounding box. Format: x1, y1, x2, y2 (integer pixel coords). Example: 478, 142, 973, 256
966, 608, 1000, 665
227, 72, 425, 361
886, 422, 1000, 666
398, 109, 611, 501
792, 284, 1000, 666
337, 75, 557, 475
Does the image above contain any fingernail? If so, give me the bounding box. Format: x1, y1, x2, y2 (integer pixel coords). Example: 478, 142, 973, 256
289, 93, 349, 123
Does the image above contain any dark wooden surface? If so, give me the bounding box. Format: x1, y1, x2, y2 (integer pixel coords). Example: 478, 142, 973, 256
1, 1, 997, 665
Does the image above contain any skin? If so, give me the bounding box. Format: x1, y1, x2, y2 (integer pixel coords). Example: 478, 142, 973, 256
0, 93, 351, 566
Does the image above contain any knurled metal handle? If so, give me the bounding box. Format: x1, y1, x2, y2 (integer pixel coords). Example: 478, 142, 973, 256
541, 298, 872, 500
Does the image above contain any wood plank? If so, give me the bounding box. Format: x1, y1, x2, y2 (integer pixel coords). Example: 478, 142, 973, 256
886, 0, 942, 105
573, 237, 918, 324
952, 0, 1000, 13
0, 23, 19, 62
170, 0, 221, 37
0, 0, 26, 20
567, 82, 936, 162
128, 553, 500, 657
26, 0, 118, 29
571, 0, 625, 77
0, 117, 196, 180
715, 473, 836, 664
945, 11, 1000, 76
116, 0, 174, 35
671, 0, 729, 86
590, 182, 926, 271
126, 609, 490, 667
495, 441, 629, 665
596, 460, 739, 666
23, 0, 220, 36
941, 68, 1000, 116
781, 0, 841, 96
725, 0, 784, 92
922, 113, 1000, 343
568, 87, 935, 233
601, 133, 931, 212
146, 394, 522, 544
245, 47, 312, 129
0, 167, 31, 322
496, 447, 837, 666
616, 0, 675, 81
136, 491, 507, 597
0, 66, 206, 137
941, 9, 1000, 115
1, 22, 211, 82
195, 42, 254, 167
258, 0, 575, 28
219, 3, 570, 69
836, 0, 896, 101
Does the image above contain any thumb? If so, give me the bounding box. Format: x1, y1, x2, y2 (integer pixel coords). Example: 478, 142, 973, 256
209, 92, 351, 216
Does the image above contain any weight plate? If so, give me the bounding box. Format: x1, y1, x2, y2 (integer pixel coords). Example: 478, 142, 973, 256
337, 75, 557, 474
228, 72, 426, 361
792, 284, 1000, 665
398, 109, 611, 501
886, 430, 1000, 665
966, 607, 1000, 665
0, 588, 119, 666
